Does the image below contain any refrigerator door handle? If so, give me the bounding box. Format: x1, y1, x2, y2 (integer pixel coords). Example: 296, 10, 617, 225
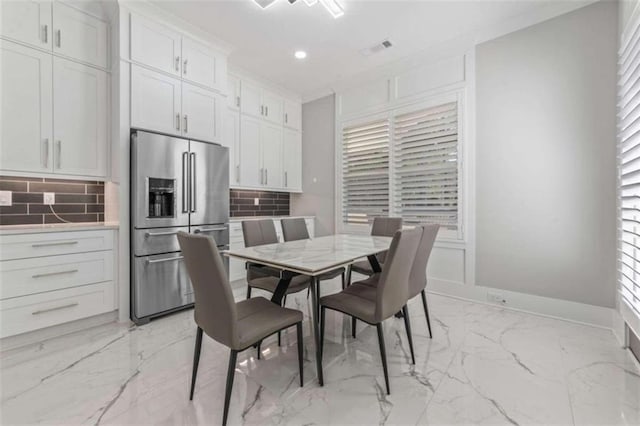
190, 152, 196, 213
182, 152, 189, 213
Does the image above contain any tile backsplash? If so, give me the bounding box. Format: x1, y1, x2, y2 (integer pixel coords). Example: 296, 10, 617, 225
230, 189, 289, 217
0, 176, 104, 225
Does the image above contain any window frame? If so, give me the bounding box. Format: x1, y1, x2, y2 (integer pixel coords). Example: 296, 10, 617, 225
336, 90, 465, 241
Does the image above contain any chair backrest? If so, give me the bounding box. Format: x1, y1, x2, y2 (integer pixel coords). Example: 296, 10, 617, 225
408, 225, 439, 298
177, 231, 237, 348
374, 228, 421, 322
281, 218, 310, 242
371, 217, 403, 263
242, 219, 278, 247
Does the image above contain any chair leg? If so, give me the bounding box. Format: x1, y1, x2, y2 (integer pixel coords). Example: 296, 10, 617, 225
376, 324, 390, 395
351, 317, 357, 338
278, 331, 282, 347
346, 265, 352, 287
277, 295, 287, 347
222, 350, 238, 426
341, 271, 346, 290
402, 305, 416, 365
283, 294, 287, 306
246, 285, 252, 299
421, 290, 433, 338
189, 327, 203, 400
257, 340, 261, 359
296, 322, 304, 387
320, 306, 326, 361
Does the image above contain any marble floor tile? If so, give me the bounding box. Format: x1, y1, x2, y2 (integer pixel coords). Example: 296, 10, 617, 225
1, 277, 639, 425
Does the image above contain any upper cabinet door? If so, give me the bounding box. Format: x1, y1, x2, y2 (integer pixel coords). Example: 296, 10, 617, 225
130, 14, 181, 76
0, 1, 52, 50
53, 57, 107, 177
262, 91, 283, 125
240, 80, 262, 119
227, 75, 240, 111
223, 109, 240, 186
181, 36, 225, 91
52, 2, 108, 69
182, 82, 221, 143
131, 64, 182, 136
261, 123, 283, 188
239, 115, 262, 188
0, 41, 53, 174
283, 100, 301, 131
283, 129, 302, 191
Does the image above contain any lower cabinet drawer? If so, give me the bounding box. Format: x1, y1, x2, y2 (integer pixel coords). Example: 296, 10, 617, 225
0, 230, 114, 261
0, 251, 114, 300
0, 282, 115, 338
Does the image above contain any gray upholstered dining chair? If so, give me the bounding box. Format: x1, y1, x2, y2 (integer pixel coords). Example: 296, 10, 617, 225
348, 217, 403, 281
177, 231, 304, 426
318, 228, 422, 395
281, 218, 347, 295
242, 219, 311, 347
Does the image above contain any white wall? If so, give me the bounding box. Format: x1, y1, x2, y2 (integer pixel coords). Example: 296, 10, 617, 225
290, 95, 335, 236
475, 1, 618, 308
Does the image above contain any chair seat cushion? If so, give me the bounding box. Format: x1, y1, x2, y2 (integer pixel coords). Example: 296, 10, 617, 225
235, 297, 303, 350
320, 283, 377, 324
249, 273, 310, 294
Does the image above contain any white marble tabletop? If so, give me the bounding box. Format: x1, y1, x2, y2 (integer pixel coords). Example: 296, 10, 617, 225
224, 234, 392, 276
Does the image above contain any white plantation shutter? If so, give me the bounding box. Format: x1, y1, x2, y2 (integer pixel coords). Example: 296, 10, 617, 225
342, 119, 390, 224
618, 12, 640, 325
393, 102, 459, 229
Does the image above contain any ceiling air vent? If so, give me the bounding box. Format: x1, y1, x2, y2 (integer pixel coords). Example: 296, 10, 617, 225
360, 39, 393, 57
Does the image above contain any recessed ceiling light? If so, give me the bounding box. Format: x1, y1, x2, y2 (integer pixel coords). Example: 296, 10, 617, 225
295, 50, 307, 59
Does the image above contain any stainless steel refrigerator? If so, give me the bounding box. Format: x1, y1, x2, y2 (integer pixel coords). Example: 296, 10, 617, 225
130, 130, 229, 324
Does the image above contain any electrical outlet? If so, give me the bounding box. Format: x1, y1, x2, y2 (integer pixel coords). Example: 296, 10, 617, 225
44, 192, 55, 205
0, 190, 12, 206
254, 198, 259, 206
487, 291, 507, 305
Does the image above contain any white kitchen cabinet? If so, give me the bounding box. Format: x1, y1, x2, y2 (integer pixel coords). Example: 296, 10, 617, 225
262, 90, 283, 125
261, 123, 283, 188
182, 82, 222, 143
283, 129, 302, 191
52, 2, 108, 69
182, 36, 225, 91
130, 14, 181, 76
239, 115, 262, 187
53, 57, 108, 177
0, 41, 53, 174
224, 109, 241, 186
283, 99, 301, 130
240, 80, 263, 118
227, 74, 241, 111
131, 64, 182, 136
0, 0, 52, 50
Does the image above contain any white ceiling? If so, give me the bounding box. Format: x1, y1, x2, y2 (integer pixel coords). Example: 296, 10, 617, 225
152, 0, 592, 100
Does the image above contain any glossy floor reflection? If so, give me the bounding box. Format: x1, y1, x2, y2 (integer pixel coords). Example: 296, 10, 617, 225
1, 277, 639, 425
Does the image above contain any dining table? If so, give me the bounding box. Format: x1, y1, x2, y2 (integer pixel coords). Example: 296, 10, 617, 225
224, 233, 393, 386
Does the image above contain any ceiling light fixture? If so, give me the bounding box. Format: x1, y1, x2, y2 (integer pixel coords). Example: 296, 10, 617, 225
254, 0, 344, 18
294, 50, 307, 59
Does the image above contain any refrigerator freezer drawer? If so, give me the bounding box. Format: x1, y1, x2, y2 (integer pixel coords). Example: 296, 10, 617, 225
133, 226, 188, 256
191, 225, 229, 247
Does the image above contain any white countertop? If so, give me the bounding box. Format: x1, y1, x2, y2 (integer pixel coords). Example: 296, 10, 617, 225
0, 222, 120, 235
229, 215, 314, 222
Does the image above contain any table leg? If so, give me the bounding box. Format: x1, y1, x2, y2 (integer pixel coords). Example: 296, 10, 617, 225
367, 254, 382, 273
309, 276, 324, 386
270, 272, 294, 305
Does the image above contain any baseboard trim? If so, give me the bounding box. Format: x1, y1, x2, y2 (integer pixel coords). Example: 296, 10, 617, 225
0, 310, 120, 352
427, 279, 614, 329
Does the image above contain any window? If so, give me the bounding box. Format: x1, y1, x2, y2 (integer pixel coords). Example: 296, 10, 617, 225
393, 102, 459, 229
341, 118, 390, 225
618, 12, 640, 323
340, 96, 461, 235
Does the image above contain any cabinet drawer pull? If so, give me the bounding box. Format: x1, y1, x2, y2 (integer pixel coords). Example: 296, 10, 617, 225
56, 140, 62, 169
194, 227, 227, 233
176, 113, 181, 131
32, 241, 79, 248
236, 96, 240, 108
183, 59, 188, 75
42, 25, 48, 43
56, 29, 61, 47
147, 256, 183, 265
285, 171, 288, 187
265, 106, 269, 116
285, 113, 288, 123
145, 231, 178, 237
175, 56, 180, 72
236, 165, 240, 183
184, 115, 188, 133
261, 105, 264, 116
32, 269, 79, 278
43, 138, 49, 168
32, 302, 78, 315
